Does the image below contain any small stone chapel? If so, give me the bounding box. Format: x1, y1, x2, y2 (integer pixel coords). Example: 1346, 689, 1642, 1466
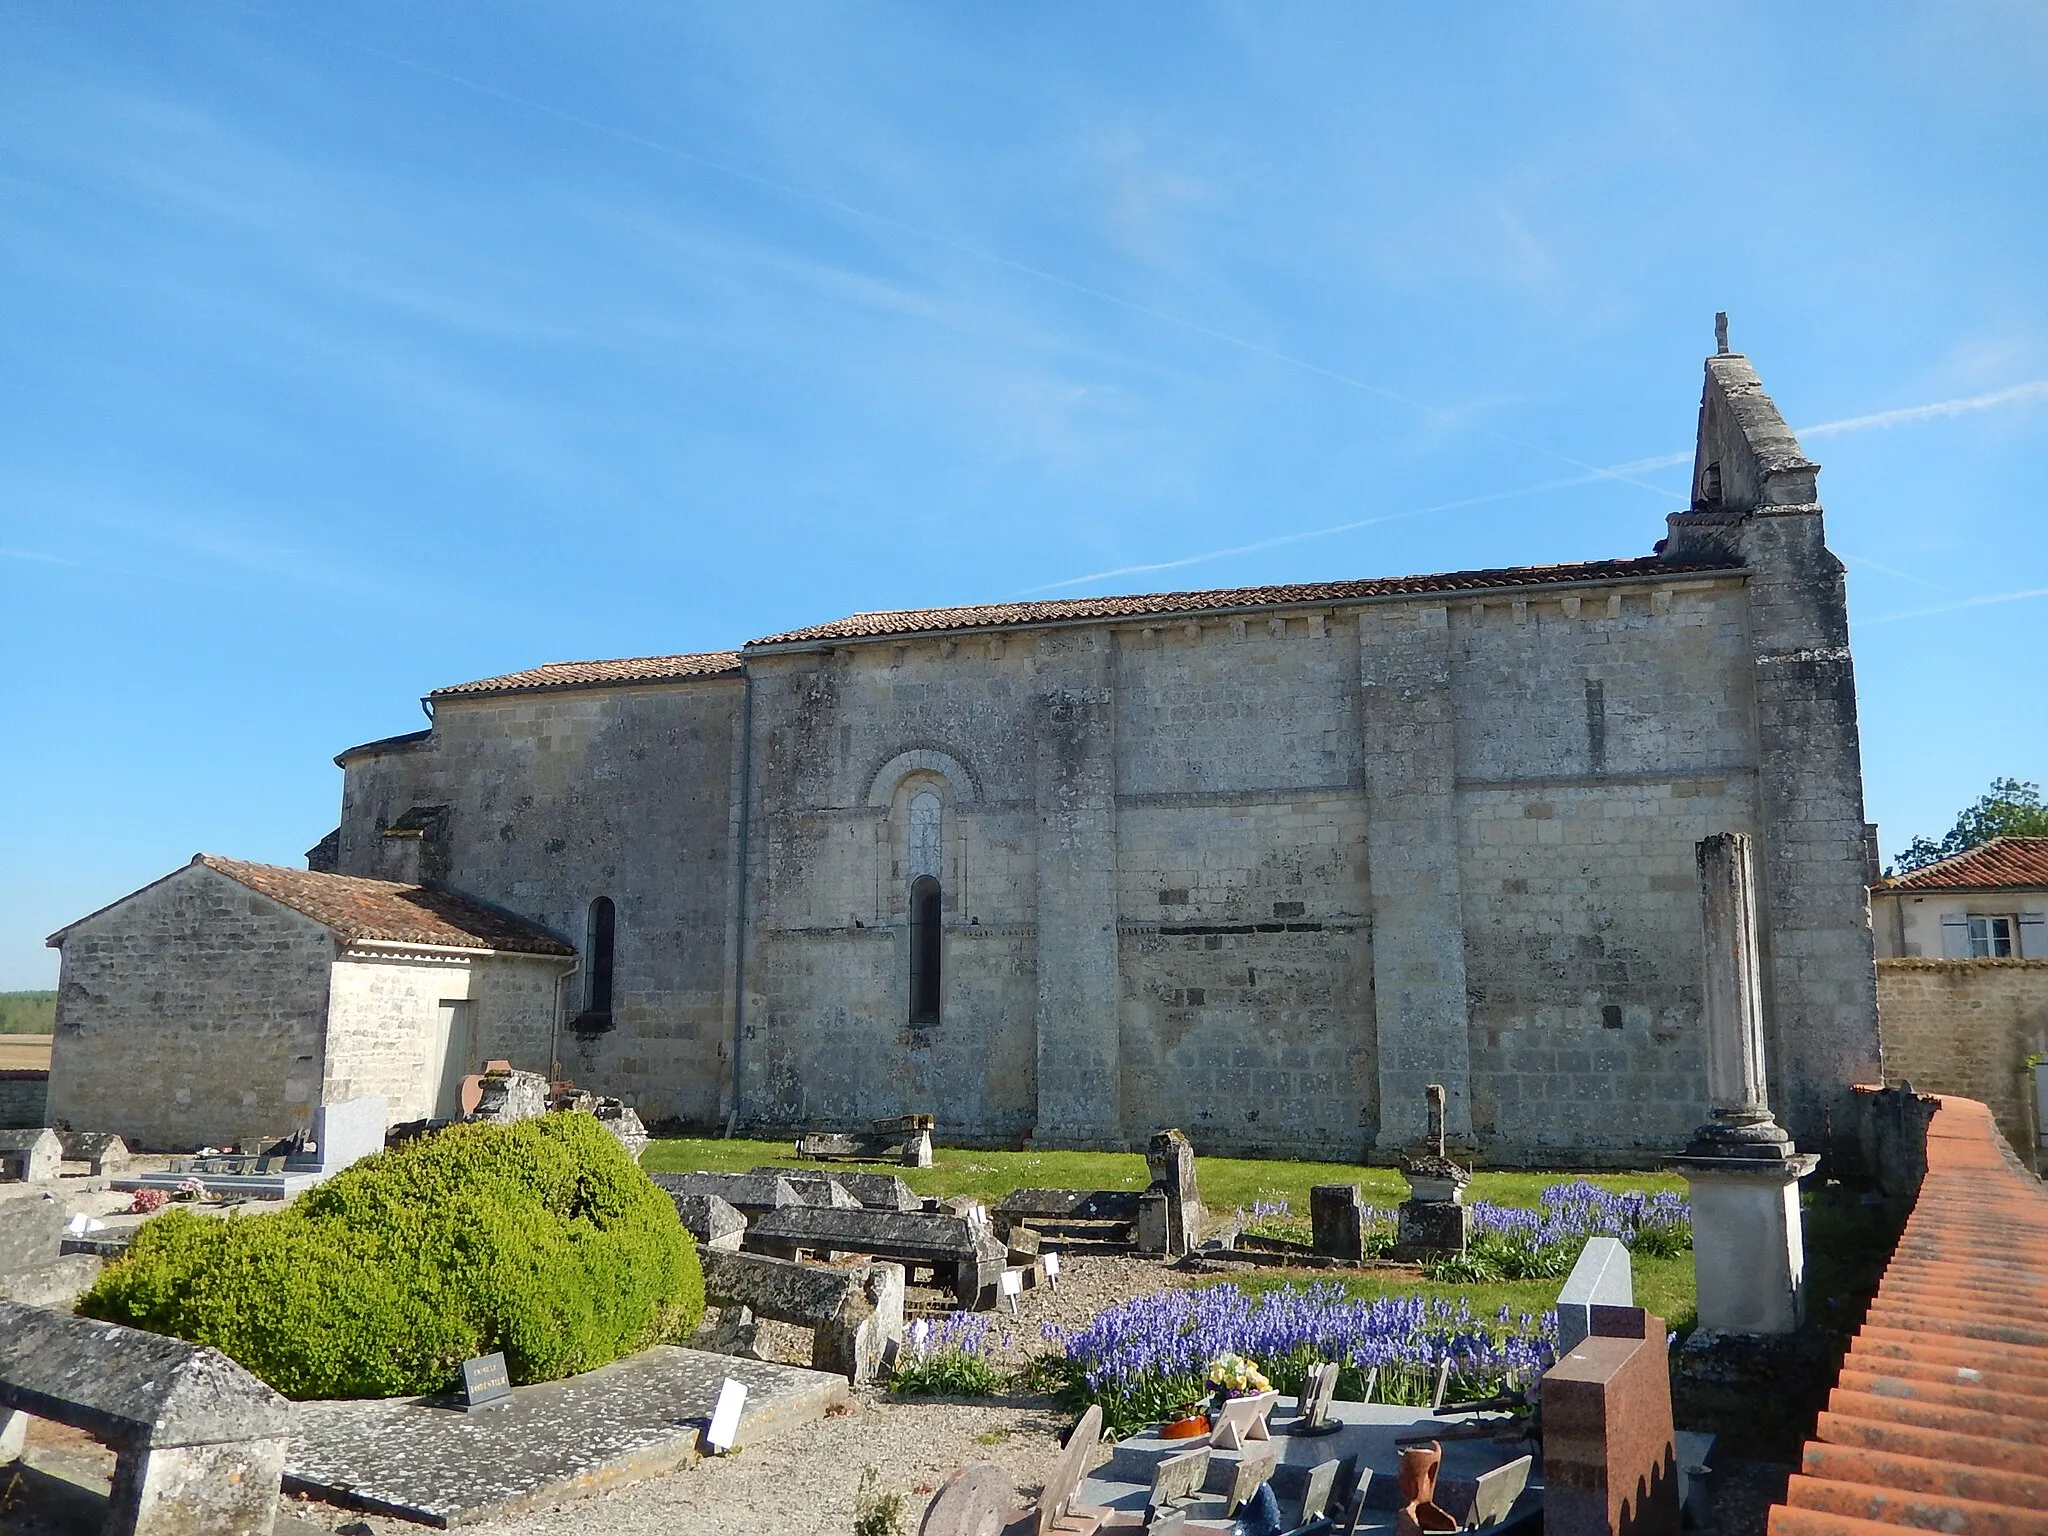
50, 335, 1883, 1160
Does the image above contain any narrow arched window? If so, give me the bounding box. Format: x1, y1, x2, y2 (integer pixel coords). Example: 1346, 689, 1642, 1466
908, 875, 941, 1024
585, 897, 616, 1021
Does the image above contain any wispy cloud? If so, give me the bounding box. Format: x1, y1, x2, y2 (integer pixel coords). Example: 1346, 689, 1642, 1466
1859, 586, 2048, 625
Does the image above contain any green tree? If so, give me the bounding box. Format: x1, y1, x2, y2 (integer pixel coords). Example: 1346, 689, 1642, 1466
1891, 777, 2048, 875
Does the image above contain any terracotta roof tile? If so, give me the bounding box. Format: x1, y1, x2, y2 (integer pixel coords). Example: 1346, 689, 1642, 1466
746, 556, 1738, 648
432, 650, 742, 699
1767, 1092, 2048, 1536
197, 857, 573, 955
1878, 837, 2048, 893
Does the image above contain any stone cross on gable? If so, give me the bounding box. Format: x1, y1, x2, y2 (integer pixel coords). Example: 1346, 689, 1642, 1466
1425, 1083, 1446, 1159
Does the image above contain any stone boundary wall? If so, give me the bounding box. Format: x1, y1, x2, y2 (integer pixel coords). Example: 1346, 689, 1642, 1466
0, 1071, 48, 1131
1876, 958, 2048, 1155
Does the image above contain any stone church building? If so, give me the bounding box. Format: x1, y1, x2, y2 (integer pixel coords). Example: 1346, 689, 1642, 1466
52, 341, 1883, 1160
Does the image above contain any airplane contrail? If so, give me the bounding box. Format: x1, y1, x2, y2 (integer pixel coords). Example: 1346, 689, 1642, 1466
1859, 586, 2048, 626
1028, 381, 2048, 595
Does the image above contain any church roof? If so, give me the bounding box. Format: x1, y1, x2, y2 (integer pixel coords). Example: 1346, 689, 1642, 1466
431, 650, 743, 700
746, 554, 1739, 648
196, 857, 575, 954
1877, 837, 2048, 893
49, 857, 575, 955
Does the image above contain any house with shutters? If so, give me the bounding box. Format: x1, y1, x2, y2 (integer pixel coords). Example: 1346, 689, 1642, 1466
1871, 837, 2048, 1156
1871, 837, 2048, 959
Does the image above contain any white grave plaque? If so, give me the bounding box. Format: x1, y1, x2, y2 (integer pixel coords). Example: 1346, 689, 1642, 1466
704, 1377, 748, 1453
1043, 1251, 1061, 1288
1000, 1267, 1023, 1314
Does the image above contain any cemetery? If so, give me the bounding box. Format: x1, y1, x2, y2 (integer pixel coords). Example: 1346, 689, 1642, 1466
0, 838, 2042, 1535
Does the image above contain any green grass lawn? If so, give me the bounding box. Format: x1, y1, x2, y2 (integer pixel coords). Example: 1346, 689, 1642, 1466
644, 1136, 1697, 1328
642, 1136, 1685, 1216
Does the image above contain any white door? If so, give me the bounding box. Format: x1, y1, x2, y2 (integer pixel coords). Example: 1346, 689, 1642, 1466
434, 1000, 476, 1120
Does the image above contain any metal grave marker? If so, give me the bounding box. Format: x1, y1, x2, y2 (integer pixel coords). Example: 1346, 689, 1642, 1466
459, 1352, 511, 1412
704, 1377, 748, 1453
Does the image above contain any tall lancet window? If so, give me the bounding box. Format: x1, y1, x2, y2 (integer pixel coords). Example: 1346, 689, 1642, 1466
584, 897, 616, 1023
908, 789, 942, 1024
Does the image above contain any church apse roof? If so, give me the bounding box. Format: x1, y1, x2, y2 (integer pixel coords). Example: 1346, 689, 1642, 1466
431, 649, 743, 700
746, 554, 1739, 649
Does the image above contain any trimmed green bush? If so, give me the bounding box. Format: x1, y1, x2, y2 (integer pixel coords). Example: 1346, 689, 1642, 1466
81, 1113, 703, 1400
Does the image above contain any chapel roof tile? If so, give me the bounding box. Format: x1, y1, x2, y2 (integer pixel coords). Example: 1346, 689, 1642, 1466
744, 556, 1738, 647
194, 856, 573, 955
431, 650, 743, 699
1877, 837, 2048, 893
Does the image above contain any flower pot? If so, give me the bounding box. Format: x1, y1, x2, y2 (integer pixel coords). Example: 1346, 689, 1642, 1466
1159, 1414, 1210, 1440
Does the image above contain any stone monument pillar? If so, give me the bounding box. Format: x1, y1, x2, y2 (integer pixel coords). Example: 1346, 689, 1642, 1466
1669, 833, 1818, 1335
1393, 1084, 1471, 1260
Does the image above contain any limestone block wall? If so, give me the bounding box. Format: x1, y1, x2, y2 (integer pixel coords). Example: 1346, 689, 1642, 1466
322, 951, 471, 1123
340, 678, 743, 1127
48, 865, 333, 1149
1877, 958, 2048, 1153
741, 642, 1043, 1141
468, 954, 569, 1078
1451, 578, 1757, 1161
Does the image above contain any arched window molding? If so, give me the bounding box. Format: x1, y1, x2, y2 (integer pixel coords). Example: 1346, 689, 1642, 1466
866, 748, 977, 807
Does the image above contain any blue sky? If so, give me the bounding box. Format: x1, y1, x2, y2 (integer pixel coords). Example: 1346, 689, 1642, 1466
3, 4, 2044, 988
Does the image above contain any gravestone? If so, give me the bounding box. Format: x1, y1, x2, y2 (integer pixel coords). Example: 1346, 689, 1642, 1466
700, 1249, 905, 1383
774, 1168, 920, 1212
0, 1128, 61, 1183
1393, 1086, 1470, 1260
309, 1094, 386, 1175
743, 1205, 1007, 1308
666, 1191, 748, 1251
1555, 1237, 1633, 1355
653, 1171, 802, 1221
1540, 1306, 1680, 1536
0, 1300, 290, 1536
592, 1101, 648, 1163
1036, 1404, 1103, 1536
919, 1462, 1019, 1536
472, 1067, 548, 1125
56, 1131, 130, 1177
1299, 1458, 1344, 1524
1310, 1185, 1367, 1262
1225, 1450, 1277, 1516
1143, 1128, 1202, 1257
1148, 1446, 1210, 1518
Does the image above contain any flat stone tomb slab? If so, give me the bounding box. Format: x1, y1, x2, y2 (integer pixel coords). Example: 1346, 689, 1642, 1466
1077, 1400, 1541, 1534
284, 1346, 847, 1527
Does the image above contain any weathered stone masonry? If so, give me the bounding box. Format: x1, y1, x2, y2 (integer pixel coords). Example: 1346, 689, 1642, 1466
321, 345, 1881, 1164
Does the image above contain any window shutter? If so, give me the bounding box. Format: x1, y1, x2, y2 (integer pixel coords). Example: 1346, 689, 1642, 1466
1939, 914, 1971, 959
2021, 912, 2046, 960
